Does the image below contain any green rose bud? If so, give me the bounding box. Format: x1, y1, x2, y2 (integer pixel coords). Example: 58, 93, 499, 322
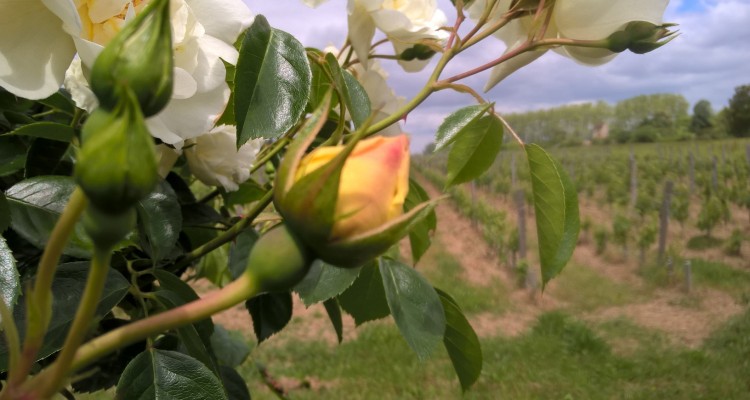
245, 223, 313, 293
75, 90, 158, 214
605, 21, 678, 55
82, 206, 136, 250
90, 0, 173, 117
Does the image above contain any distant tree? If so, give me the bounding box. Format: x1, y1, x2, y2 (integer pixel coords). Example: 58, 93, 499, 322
690, 99, 714, 137
422, 142, 436, 155
727, 84, 750, 137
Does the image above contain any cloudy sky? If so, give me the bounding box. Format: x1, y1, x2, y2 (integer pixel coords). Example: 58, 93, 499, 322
245, 0, 750, 151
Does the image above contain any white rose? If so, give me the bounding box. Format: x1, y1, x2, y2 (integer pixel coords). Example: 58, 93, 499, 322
185, 125, 263, 191
0, 0, 253, 147
303, 0, 448, 72
349, 60, 406, 136
467, 0, 669, 90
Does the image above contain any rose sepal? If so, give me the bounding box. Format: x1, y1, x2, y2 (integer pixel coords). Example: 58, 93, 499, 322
320, 199, 440, 268
90, 0, 173, 117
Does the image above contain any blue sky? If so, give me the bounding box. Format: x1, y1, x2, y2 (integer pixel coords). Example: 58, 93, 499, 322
246, 1, 750, 151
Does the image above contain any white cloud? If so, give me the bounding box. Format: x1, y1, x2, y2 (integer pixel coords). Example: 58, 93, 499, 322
248, 0, 750, 151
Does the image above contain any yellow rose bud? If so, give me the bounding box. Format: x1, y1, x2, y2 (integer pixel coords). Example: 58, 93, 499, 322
295, 135, 410, 241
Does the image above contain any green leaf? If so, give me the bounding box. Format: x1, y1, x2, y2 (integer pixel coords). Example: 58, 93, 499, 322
435, 104, 492, 151
246, 291, 293, 343
228, 229, 258, 280
153, 289, 219, 376
294, 260, 362, 306
216, 60, 237, 126
404, 178, 436, 264
5, 176, 93, 258
0, 136, 26, 177
37, 91, 75, 116
0, 262, 129, 371
325, 53, 371, 128
210, 325, 251, 368
307, 60, 337, 113
341, 71, 371, 128
24, 138, 70, 178
9, 122, 75, 142
136, 181, 182, 261
0, 192, 9, 232
323, 298, 344, 343
0, 236, 19, 309
446, 114, 503, 187
220, 366, 251, 400
337, 261, 390, 326
436, 288, 482, 391
525, 143, 580, 287
116, 349, 227, 400
235, 15, 311, 145
379, 257, 445, 360
224, 180, 266, 207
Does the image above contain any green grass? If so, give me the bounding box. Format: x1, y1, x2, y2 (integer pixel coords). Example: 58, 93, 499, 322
687, 235, 723, 250
238, 309, 750, 400
419, 245, 510, 314
640, 258, 750, 301
551, 263, 644, 311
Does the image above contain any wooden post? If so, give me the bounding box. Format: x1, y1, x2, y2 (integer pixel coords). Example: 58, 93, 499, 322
514, 189, 527, 261
511, 152, 517, 189
657, 181, 674, 261
745, 144, 750, 168
684, 260, 692, 293
711, 156, 719, 192
629, 151, 638, 212
688, 152, 696, 194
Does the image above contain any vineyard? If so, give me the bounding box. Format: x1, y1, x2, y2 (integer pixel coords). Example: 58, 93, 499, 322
67, 139, 750, 399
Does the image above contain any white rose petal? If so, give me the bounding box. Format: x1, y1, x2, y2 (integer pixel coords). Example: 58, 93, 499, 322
185, 125, 263, 191
468, 0, 670, 89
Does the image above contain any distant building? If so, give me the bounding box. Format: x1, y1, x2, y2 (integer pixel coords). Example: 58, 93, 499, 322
591, 122, 609, 140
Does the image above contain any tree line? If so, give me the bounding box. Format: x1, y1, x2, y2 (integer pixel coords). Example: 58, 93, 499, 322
499, 84, 750, 146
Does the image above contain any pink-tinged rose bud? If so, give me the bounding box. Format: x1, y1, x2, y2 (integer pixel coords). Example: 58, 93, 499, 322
274, 94, 436, 268
295, 135, 410, 240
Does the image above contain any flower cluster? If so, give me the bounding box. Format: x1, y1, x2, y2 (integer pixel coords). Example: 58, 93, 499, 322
467, 0, 671, 90
304, 0, 448, 71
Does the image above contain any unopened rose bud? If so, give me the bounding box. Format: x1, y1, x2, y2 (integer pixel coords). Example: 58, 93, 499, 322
244, 223, 312, 293
606, 21, 678, 55
399, 44, 437, 62
90, 0, 173, 117
82, 206, 136, 250
276, 133, 435, 268
75, 91, 159, 214
295, 135, 410, 240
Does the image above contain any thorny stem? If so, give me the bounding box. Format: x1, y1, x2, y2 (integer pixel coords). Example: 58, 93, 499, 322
442, 36, 608, 84
0, 299, 20, 390
494, 111, 525, 146
364, 47, 456, 137
171, 190, 274, 271
433, 82, 487, 104
8, 188, 87, 391
29, 274, 259, 395
36, 248, 112, 398
251, 137, 291, 174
